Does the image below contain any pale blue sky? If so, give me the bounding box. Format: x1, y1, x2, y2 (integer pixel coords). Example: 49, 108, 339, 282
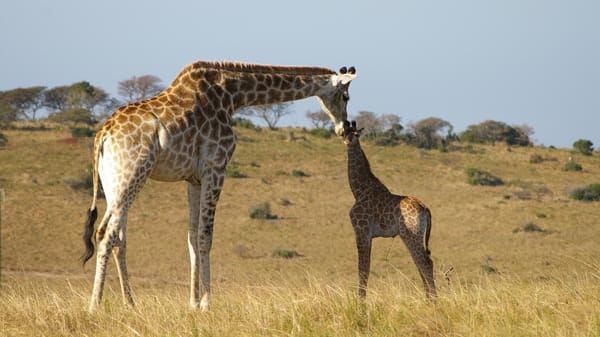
1, 0, 599, 147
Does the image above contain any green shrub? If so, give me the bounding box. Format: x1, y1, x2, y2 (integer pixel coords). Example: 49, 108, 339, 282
47, 108, 95, 125
232, 117, 259, 130
573, 139, 594, 156
0, 132, 7, 147
563, 161, 582, 172
64, 175, 93, 191
481, 256, 497, 274
63, 165, 104, 198
513, 222, 546, 233
465, 168, 504, 186
308, 128, 332, 139
529, 154, 544, 164
226, 164, 247, 178
272, 249, 302, 259
570, 184, 600, 201
70, 127, 95, 138
373, 136, 400, 147
291, 169, 309, 177
249, 202, 278, 220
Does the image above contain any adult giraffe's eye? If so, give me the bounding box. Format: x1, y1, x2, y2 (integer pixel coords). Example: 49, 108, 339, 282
342, 93, 350, 102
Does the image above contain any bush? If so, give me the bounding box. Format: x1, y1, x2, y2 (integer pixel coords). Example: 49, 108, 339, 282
512, 222, 546, 233
570, 184, 600, 201
272, 249, 302, 259
47, 108, 96, 125
0, 132, 7, 147
70, 127, 95, 138
563, 161, 582, 172
308, 128, 332, 139
291, 169, 309, 177
529, 154, 544, 164
481, 256, 497, 274
459, 120, 531, 146
226, 164, 247, 178
465, 168, 504, 186
63, 165, 105, 198
373, 136, 400, 147
573, 139, 594, 156
232, 117, 259, 130
249, 202, 278, 219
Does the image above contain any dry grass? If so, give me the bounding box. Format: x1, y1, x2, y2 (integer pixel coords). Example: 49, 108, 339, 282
1, 127, 600, 336
2, 272, 600, 336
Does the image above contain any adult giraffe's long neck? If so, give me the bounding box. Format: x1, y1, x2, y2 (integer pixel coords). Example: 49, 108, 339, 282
167, 61, 335, 112
346, 141, 390, 201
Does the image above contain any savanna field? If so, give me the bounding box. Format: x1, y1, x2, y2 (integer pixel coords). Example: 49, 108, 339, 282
1, 126, 600, 336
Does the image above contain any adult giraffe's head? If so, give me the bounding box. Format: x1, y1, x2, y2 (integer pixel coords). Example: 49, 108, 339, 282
316, 66, 357, 136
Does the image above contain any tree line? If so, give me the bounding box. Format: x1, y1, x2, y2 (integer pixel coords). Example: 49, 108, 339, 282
2, 76, 594, 152
303, 109, 534, 149
0, 75, 163, 126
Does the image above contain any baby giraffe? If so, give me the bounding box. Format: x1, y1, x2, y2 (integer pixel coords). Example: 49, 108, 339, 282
341, 120, 436, 298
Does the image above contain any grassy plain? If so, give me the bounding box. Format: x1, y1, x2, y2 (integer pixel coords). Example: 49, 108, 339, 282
1, 127, 599, 336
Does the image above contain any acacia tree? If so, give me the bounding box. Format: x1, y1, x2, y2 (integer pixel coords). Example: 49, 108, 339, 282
0, 101, 18, 125
573, 139, 594, 156
0, 86, 46, 120
407, 117, 454, 149
45, 82, 111, 124
354, 110, 383, 138
353, 111, 402, 139
118, 75, 163, 103
306, 110, 332, 129
239, 102, 292, 130
459, 120, 532, 146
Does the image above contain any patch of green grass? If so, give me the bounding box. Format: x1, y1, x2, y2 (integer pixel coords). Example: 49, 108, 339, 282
563, 161, 583, 172
70, 127, 95, 138
465, 167, 503, 186
291, 169, 309, 177
226, 164, 247, 178
249, 202, 278, 220
570, 183, 600, 201
272, 249, 302, 259
0, 132, 8, 146
513, 222, 547, 233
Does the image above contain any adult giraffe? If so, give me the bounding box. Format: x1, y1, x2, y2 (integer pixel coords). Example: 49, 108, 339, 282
81, 61, 356, 312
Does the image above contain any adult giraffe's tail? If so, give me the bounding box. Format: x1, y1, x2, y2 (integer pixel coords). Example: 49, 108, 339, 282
80, 134, 102, 266
424, 207, 432, 256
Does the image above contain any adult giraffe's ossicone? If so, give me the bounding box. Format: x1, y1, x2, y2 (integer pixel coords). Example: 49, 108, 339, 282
80, 61, 356, 312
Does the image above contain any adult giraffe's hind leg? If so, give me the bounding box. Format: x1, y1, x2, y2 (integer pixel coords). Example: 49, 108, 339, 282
112, 222, 135, 307
88, 149, 151, 312
90, 208, 132, 311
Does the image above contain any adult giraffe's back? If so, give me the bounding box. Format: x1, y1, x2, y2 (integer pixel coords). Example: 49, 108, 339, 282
81, 61, 357, 312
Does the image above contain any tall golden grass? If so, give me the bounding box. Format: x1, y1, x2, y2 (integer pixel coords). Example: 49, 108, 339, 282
1, 127, 599, 336
2, 271, 600, 336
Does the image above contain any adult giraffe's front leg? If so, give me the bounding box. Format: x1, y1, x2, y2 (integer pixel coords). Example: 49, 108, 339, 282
187, 172, 223, 311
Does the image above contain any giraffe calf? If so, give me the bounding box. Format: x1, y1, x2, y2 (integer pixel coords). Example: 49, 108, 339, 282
341, 120, 436, 298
